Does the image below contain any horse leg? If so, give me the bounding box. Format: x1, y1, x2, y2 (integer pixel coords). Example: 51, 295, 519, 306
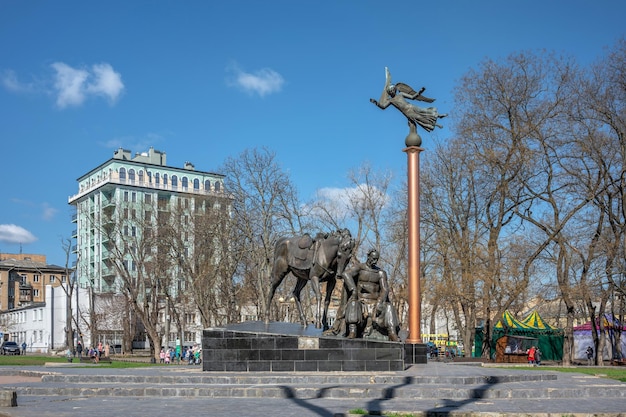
265, 265, 289, 324
308, 274, 323, 329
292, 278, 309, 326
321, 277, 336, 331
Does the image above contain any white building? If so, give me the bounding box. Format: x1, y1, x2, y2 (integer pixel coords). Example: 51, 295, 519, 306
68, 147, 227, 292
0, 284, 91, 353
68, 147, 230, 349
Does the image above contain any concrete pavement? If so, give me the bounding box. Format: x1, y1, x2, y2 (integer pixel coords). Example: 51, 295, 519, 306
0, 361, 624, 416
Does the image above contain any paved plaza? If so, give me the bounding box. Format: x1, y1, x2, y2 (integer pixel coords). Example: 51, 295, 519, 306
0, 361, 624, 417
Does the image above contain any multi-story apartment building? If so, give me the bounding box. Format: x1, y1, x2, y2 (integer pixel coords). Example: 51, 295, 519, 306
68, 147, 230, 348
68, 147, 226, 291
0, 253, 68, 311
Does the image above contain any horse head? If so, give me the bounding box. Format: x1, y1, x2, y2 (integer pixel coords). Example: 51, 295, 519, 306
333, 229, 354, 277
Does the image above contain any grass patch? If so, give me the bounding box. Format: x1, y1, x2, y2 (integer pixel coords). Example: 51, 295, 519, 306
0, 355, 158, 368
348, 411, 417, 417
507, 366, 626, 382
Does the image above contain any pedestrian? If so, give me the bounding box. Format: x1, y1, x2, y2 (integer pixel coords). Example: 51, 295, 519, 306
21, 341, 26, 355
586, 346, 594, 366
159, 348, 165, 364
527, 346, 536, 366
89, 347, 99, 364
76, 341, 83, 359
535, 347, 542, 366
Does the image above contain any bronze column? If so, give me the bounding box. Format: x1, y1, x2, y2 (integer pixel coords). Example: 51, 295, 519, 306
404, 145, 423, 344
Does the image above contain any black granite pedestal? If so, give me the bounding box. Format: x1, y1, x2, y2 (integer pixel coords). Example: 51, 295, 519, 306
404, 342, 428, 364
202, 321, 407, 372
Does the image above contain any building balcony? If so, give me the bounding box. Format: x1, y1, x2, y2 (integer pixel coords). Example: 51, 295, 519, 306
68, 175, 228, 204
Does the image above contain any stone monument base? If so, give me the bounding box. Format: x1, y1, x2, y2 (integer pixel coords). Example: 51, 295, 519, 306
202, 321, 406, 372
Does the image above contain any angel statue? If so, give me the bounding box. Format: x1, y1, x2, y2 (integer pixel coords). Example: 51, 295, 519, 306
370, 67, 447, 134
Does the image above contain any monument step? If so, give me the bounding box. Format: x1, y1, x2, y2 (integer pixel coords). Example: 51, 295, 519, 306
12, 382, 626, 400
38, 372, 557, 386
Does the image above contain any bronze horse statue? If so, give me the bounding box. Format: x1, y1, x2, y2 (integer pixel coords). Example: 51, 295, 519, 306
265, 229, 354, 329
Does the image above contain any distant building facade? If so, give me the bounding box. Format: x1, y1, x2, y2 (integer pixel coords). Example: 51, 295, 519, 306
68, 147, 227, 293
0, 282, 91, 353
0, 254, 68, 311
68, 147, 229, 348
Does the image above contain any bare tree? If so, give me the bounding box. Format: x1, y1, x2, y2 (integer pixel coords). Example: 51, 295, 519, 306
60, 238, 77, 351
220, 148, 306, 322
163, 195, 240, 328
101, 199, 169, 360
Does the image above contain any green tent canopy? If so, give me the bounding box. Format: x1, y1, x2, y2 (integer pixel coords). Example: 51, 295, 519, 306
521, 311, 559, 330
494, 310, 533, 330
476, 310, 564, 361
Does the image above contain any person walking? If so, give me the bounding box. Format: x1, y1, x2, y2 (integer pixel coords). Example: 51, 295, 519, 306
76, 341, 83, 359
586, 346, 594, 366
535, 347, 542, 366
527, 346, 536, 366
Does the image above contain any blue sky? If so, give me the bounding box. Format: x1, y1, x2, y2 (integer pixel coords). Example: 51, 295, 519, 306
1, 0, 624, 266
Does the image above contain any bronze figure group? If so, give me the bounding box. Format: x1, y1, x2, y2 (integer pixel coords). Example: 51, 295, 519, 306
265, 229, 400, 342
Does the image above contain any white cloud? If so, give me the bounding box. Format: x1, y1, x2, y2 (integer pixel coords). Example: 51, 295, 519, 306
52, 62, 89, 107
51, 62, 124, 108
86, 63, 124, 103
41, 203, 58, 221
227, 64, 284, 97
310, 184, 390, 219
0, 224, 38, 244
1, 69, 34, 92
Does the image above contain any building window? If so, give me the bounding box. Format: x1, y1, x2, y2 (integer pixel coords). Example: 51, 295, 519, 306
61, 275, 67, 283
215, 181, 221, 192
193, 179, 200, 190
163, 174, 168, 185
131, 226, 136, 237
124, 191, 129, 202
119, 167, 126, 180
147, 171, 152, 183
20, 275, 27, 285
185, 313, 196, 324
132, 192, 137, 202
128, 169, 135, 182
50, 275, 56, 283
33, 274, 40, 282
155, 173, 160, 185
171, 175, 178, 187
145, 194, 152, 203
182, 177, 188, 189
138, 170, 144, 183
33, 289, 40, 297
204, 180, 211, 191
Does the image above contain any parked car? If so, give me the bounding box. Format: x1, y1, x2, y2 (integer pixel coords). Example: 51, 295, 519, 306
1, 341, 21, 355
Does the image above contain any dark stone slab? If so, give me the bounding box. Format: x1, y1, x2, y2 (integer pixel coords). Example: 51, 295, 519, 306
202, 321, 408, 372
